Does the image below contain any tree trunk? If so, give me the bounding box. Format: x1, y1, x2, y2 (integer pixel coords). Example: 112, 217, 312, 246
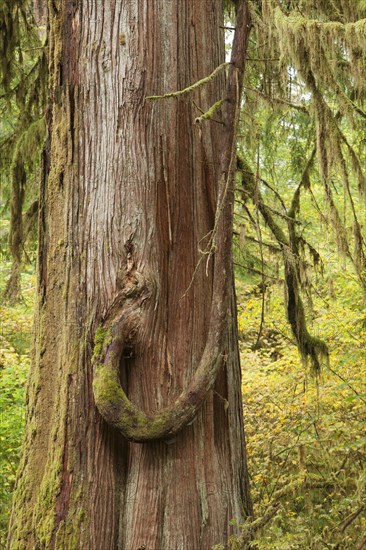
8, 1, 252, 548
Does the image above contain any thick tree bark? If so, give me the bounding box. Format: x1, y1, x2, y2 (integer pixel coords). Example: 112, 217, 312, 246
8, 1, 252, 549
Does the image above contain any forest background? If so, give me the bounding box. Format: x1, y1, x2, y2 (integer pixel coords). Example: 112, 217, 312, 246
0, 1, 365, 548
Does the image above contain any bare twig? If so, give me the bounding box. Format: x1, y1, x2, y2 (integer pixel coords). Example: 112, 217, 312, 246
339, 506, 364, 533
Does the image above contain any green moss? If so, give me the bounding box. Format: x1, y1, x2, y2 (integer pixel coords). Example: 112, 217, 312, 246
92, 327, 112, 364
195, 99, 225, 124
93, 361, 123, 404
54, 506, 86, 548
35, 453, 63, 547
93, 362, 176, 440
47, 116, 69, 193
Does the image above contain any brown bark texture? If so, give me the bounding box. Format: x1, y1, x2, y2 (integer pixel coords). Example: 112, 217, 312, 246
8, 1, 252, 549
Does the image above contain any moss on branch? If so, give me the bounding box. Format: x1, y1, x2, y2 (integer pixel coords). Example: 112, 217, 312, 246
145, 62, 229, 101
195, 99, 225, 123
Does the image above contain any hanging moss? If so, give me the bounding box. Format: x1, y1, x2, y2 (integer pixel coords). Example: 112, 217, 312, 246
1, 0, 48, 300
0, 1, 29, 92
271, 6, 366, 96
284, 256, 329, 372
247, 0, 366, 126
3, 117, 46, 302
238, 153, 329, 372
238, 1, 366, 372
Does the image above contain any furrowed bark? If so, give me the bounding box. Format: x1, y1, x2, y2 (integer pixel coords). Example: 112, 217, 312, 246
93, 0, 252, 443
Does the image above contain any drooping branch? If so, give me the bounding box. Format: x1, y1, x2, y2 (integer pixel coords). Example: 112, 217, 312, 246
243, 84, 309, 113
93, 0, 252, 442
238, 152, 328, 372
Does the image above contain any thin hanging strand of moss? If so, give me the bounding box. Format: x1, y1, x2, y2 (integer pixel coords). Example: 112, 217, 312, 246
145, 62, 230, 100
308, 74, 366, 287
338, 129, 366, 199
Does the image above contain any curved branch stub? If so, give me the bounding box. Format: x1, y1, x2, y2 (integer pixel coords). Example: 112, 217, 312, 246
92, 276, 223, 442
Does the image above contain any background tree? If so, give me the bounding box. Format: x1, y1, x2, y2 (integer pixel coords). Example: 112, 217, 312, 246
0, 0, 47, 301
7, 1, 252, 549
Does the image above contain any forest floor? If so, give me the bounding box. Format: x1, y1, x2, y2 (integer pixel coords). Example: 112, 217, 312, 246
237, 273, 366, 549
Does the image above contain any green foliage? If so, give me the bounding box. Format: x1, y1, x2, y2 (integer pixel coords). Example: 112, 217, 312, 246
241, 0, 366, 300
235, 269, 366, 548
0, 1, 46, 302
0, 262, 34, 547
